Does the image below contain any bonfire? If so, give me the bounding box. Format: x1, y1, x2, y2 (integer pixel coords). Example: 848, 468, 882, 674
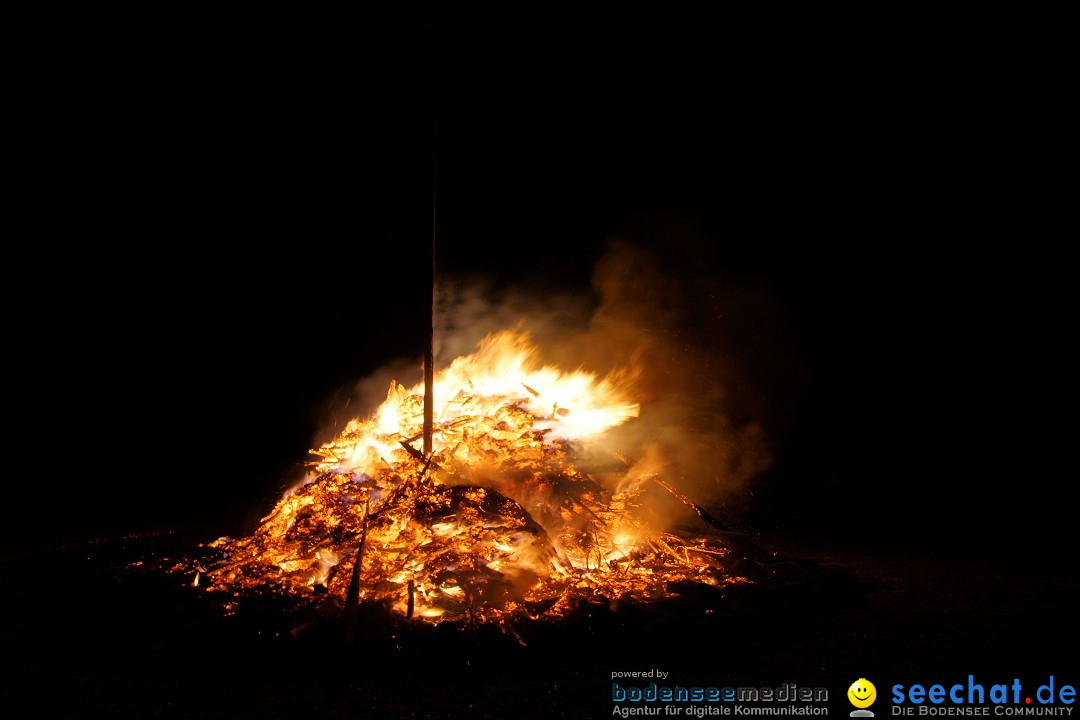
186, 331, 745, 624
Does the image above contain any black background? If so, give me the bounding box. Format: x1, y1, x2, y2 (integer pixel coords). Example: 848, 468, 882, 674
8, 17, 1073, 580
4, 14, 1076, 719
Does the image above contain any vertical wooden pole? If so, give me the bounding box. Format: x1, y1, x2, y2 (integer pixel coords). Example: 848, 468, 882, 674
423, 229, 433, 455
423, 31, 437, 458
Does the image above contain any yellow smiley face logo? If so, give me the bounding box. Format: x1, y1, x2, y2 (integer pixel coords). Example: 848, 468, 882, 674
848, 679, 877, 708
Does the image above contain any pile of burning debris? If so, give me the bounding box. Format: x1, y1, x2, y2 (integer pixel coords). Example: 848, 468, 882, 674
179, 332, 749, 625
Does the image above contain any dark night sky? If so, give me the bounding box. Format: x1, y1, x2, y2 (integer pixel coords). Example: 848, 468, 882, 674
8, 19, 1072, 561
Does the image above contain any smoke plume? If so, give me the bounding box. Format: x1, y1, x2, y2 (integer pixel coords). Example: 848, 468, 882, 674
328, 215, 802, 529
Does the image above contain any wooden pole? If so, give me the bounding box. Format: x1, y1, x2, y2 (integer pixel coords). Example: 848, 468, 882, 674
423, 37, 437, 458
423, 225, 434, 455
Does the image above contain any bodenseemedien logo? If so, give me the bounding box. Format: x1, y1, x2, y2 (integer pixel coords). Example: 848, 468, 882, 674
849, 679, 878, 717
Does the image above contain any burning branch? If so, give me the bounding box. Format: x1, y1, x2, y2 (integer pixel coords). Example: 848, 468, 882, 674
343, 497, 370, 622
649, 476, 731, 533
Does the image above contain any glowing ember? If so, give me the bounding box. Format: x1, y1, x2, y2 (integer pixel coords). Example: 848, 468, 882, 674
186, 331, 745, 623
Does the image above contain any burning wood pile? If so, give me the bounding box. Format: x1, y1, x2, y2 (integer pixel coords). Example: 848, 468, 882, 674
185, 331, 746, 624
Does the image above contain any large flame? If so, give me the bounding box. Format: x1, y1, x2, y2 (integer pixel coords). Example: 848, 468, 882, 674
188, 330, 744, 623
316, 330, 641, 478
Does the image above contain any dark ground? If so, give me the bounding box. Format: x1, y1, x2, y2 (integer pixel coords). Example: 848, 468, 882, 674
5, 14, 1075, 720
1, 527, 1074, 719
